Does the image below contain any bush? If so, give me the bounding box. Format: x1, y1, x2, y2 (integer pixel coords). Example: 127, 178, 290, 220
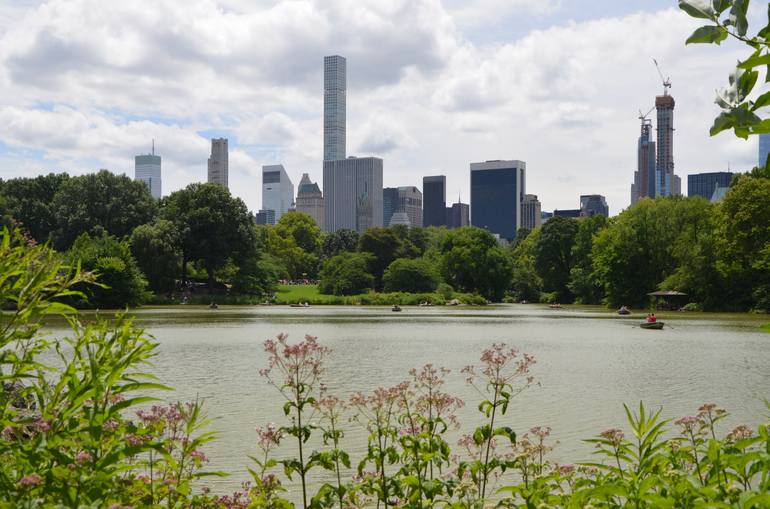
681, 302, 703, 312
382, 257, 441, 293
436, 282, 454, 299
318, 252, 375, 295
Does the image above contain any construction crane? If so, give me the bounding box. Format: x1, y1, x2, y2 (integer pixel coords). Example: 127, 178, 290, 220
653, 58, 671, 95
638, 106, 655, 121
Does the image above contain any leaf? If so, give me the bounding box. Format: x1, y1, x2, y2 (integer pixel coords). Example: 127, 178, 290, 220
751, 90, 770, 111
710, 111, 736, 136
737, 51, 770, 70
728, 0, 749, 36
679, 0, 715, 19
711, 0, 731, 15
686, 25, 728, 44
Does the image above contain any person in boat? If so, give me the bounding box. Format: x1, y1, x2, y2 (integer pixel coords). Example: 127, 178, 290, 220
646, 313, 657, 323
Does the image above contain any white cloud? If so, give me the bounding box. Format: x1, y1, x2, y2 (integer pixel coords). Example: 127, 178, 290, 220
0, 0, 763, 215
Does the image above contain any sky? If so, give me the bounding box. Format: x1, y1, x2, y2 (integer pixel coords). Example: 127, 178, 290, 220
0, 0, 766, 215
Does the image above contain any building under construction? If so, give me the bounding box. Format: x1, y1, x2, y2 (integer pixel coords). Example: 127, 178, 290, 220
630, 60, 681, 205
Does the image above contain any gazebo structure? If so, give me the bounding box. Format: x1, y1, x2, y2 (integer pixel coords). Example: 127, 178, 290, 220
647, 290, 688, 310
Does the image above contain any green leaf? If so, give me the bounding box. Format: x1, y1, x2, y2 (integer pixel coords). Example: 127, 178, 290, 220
679, 0, 715, 19
752, 90, 770, 111
711, 0, 731, 15
737, 51, 770, 70
686, 25, 728, 44
710, 111, 736, 136
728, 0, 749, 36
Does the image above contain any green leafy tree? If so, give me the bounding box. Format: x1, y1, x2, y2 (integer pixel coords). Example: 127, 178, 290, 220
160, 183, 256, 291
718, 175, 770, 310
129, 219, 182, 293
271, 212, 321, 278
232, 254, 289, 295
0, 173, 69, 243
568, 215, 608, 304
358, 227, 404, 289
382, 257, 441, 293
510, 228, 543, 302
318, 252, 375, 295
679, 0, 770, 142
440, 226, 513, 301
52, 170, 157, 249
321, 228, 360, 259
534, 216, 579, 302
66, 232, 150, 308
275, 211, 322, 255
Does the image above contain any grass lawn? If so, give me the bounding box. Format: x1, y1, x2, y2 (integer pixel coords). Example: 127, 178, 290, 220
761, 323, 770, 333
274, 284, 342, 304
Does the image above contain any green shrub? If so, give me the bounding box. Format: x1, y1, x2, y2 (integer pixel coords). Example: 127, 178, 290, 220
382, 257, 441, 293
318, 252, 375, 295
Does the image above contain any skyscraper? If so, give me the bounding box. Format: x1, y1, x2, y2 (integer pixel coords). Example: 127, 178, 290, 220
521, 194, 542, 230
261, 165, 294, 223
324, 55, 346, 162
759, 133, 770, 168
207, 138, 228, 187
323, 157, 383, 233
470, 160, 526, 240
384, 186, 422, 227
423, 175, 447, 227
580, 194, 609, 217
446, 201, 469, 229
134, 142, 161, 199
655, 93, 679, 196
295, 173, 324, 228
687, 172, 735, 200
631, 116, 656, 205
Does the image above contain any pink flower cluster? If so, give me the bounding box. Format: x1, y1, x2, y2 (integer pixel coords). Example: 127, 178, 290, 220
599, 427, 625, 447
726, 424, 754, 443
260, 334, 331, 390
674, 415, 702, 432
18, 473, 42, 488
256, 422, 283, 448
136, 404, 184, 426
462, 343, 536, 392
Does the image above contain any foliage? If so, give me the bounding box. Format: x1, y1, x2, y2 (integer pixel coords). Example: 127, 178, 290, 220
0, 228, 221, 507
160, 183, 256, 290
321, 228, 359, 259
568, 215, 608, 304
535, 216, 579, 303
67, 232, 150, 308
0, 173, 70, 243
358, 227, 406, 289
510, 227, 543, 302
382, 257, 441, 293
52, 170, 157, 250
440, 226, 513, 301
265, 226, 318, 281
129, 219, 182, 294
680, 0, 770, 142
232, 255, 288, 296
318, 253, 376, 296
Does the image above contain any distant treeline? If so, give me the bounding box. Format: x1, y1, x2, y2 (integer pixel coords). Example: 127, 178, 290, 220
1, 167, 769, 311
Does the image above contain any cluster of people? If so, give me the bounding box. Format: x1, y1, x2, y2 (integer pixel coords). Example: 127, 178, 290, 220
645, 312, 658, 323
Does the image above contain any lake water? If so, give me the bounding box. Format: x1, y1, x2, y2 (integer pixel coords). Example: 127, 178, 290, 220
65, 305, 770, 495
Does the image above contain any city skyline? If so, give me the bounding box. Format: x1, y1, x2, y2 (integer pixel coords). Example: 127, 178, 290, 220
0, 1, 765, 216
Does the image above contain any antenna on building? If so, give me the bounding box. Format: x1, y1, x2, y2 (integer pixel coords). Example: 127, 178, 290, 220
653, 58, 671, 96
152, 139, 155, 156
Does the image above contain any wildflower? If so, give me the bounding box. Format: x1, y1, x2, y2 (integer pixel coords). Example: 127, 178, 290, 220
674, 415, 702, 432
126, 434, 144, 447
103, 419, 119, 432
75, 451, 92, 464
190, 449, 208, 463
599, 428, 625, 447
18, 473, 42, 488
32, 419, 50, 432
1, 426, 15, 440
530, 426, 551, 440
726, 424, 753, 443
558, 464, 576, 476
256, 422, 283, 447
462, 343, 536, 396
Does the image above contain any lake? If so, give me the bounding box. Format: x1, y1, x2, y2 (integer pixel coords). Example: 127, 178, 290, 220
66, 305, 770, 495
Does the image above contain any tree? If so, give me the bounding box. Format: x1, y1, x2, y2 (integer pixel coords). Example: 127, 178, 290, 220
129, 220, 182, 293
232, 254, 289, 295
322, 228, 359, 259
440, 227, 512, 301
318, 252, 375, 295
568, 215, 608, 304
534, 216, 579, 302
67, 232, 149, 308
275, 211, 322, 255
718, 175, 770, 310
358, 227, 404, 289
383, 258, 441, 293
679, 0, 770, 142
52, 170, 157, 249
510, 228, 542, 302
0, 173, 70, 243
160, 183, 256, 291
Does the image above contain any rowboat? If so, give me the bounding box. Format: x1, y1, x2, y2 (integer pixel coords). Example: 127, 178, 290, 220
639, 321, 664, 330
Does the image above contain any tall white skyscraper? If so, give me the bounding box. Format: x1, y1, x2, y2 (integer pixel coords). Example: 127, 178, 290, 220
208, 138, 228, 187
262, 165, 294, 224
323, 157, 383, 233
134, 141, 161, 199
324, 55, 346, 161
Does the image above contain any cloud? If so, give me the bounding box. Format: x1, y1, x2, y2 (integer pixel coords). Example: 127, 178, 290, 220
0, 0, 762, 216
